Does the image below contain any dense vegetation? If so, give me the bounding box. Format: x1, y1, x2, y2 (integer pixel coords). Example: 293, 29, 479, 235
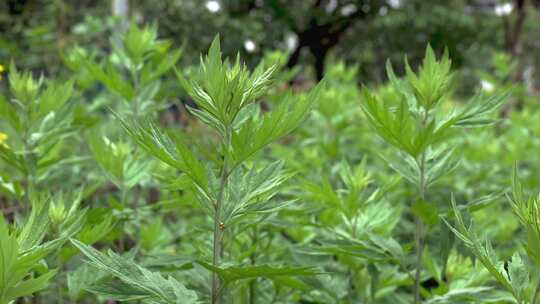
1, 1, 540, 303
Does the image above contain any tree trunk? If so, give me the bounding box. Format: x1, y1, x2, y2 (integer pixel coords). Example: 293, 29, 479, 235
112, 0, 129, 30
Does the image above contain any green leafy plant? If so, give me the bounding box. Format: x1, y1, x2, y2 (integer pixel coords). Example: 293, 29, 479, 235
72, 35, 324, 304
447, 167, 540, 304
0, 214, 57, 304
299, 159, 406, 302
3, 16, 539, 303
0, 193, 85, 304
0, 62, 107, 303
68, 23, 182, 117
71, 239, 198, 303
0, 64, 78, 203
361, 46, 508, 303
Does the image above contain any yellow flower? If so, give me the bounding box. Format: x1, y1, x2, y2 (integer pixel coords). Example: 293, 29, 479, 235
0, 64, 4, 80
0, 132, 8, 147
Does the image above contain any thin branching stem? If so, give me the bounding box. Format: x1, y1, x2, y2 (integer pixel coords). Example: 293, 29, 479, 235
129, 67, 140, 117
414, 109, 429, 304
22, 122, 37, 214
413, 211, 425, 303
249, 226, 258, 304
212, 128, 231, 304
352, 212, 360, 238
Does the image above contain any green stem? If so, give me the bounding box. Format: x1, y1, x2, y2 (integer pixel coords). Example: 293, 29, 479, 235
414, 111, 429, 304
212, 129, 231, 304
22, 127, 36, 213
129, 68, 140, 117
413, 214, 425, 303
119, 186, 129, 252
57, 270, 63, 304
351, 213, 359, 238
249, 226, 258, 304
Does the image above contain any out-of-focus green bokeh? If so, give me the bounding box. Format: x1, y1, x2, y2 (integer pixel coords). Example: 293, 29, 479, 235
1, 0, 539, 93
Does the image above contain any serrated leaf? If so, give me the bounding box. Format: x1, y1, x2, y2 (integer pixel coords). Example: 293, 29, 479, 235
18, 195, 51, 251
443, 195, 522, 301
454, 92, 509, 127
177, 35, 278, 134
230, 81, 323, 168
222, 161, 294, 224
197, 261, 323, 287
506, 253, 529, 297
0, 214, 58, 303
4, 270, 57, 301
85, 61, 134, 101
115, 113, 208, 193
71, 239, 198, 304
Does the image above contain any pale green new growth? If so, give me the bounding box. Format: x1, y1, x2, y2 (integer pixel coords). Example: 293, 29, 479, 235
0, 60, 89, 304
0, 214, 57, 304
178, 37, 277, 136
88, 133, 152, 190
405, 46, 452, 110
508, 167, 540, 267
0, 195, 84, 304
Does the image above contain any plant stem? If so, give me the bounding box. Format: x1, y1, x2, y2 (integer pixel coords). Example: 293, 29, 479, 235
57, 274, 63, 304
351, 213, 359, 238
249, 226, 258, 304
119, 187, 129, 252
414, 111, 429, 304
413, 214, 425, 304
212, 129, 231, 304
22, 128, 36, 214
129, 68, 140, 117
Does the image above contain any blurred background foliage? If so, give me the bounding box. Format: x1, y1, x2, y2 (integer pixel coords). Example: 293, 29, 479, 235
1, 0, 540, 91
